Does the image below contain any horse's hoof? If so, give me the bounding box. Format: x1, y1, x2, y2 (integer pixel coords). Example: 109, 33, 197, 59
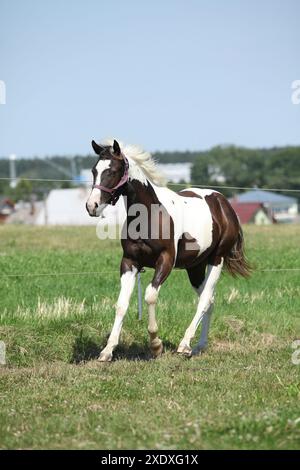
150, 339, 163, 358
177, 343, 192, 357
192, 344, 207, 356
98, 350, 113, 362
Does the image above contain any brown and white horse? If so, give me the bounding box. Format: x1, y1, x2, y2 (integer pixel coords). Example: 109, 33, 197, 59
86, 139, 250, 362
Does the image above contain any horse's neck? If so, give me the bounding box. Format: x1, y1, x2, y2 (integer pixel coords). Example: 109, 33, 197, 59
123, 179, 160, 210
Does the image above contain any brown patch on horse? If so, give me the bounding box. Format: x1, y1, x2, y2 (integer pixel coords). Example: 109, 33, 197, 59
204, 193, 251, 276
186, 262, 207, 289
175, 232, 201, 268
176, 189, 251, 277
178, 190, 203, 199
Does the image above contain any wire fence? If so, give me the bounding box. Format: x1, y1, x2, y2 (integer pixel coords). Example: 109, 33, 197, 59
0, 267, 300, 279
1, 176, 300, 193
1, 176, 299, 280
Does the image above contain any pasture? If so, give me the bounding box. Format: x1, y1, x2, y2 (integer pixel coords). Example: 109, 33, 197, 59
0, 225, 299, 449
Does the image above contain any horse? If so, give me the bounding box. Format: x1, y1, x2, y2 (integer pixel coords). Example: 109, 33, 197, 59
86, 139, 250, 362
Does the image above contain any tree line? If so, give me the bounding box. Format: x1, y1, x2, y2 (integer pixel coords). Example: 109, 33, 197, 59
191, 145, 300, 198
0, 145, 299, 201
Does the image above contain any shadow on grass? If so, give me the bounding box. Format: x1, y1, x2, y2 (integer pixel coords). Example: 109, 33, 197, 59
71, 333, 101, 363
115, 339, 177, 362
71, 331, 177, 363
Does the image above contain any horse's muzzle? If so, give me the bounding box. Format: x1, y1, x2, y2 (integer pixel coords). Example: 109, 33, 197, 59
86, 201, 99, 217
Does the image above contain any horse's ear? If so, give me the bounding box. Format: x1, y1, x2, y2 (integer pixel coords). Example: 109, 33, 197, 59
91, 140, 104, 155
113, 139, 121, 157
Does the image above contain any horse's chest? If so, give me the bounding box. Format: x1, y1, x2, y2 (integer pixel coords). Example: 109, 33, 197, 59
122, 238, 158, 268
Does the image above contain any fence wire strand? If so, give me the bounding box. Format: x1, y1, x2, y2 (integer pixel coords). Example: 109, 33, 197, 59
0, 176, 300, 193
1, 267, 300, 278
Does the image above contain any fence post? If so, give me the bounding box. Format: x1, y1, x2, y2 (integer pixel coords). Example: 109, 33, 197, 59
137, 271, 142, 320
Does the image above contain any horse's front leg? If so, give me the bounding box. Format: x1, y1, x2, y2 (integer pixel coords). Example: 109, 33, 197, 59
99, 258, 137, 362
145, 251, 173, 358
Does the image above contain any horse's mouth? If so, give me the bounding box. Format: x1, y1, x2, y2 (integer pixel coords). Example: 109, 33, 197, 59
88, 205, 108, 218
88, 210, 101, 217
86, 201, 107, 217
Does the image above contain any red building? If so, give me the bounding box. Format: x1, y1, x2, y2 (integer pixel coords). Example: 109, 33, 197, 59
230, 201, 273, 225
0, 199, 15, 223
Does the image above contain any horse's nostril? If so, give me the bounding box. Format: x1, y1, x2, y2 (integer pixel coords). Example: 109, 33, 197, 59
94, 202, 98, 209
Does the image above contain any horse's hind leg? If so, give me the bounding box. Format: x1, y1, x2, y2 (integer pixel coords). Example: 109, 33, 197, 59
178, 257, 223, 357
185, 262, 212, 354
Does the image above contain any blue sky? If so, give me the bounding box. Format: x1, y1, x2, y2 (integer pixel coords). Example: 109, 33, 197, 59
0, 0, 299, 156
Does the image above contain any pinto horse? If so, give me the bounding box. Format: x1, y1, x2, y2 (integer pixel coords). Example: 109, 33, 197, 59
86, 139, 250, 362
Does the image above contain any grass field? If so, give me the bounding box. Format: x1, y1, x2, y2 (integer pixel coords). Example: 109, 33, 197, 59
0, 224, 299, 449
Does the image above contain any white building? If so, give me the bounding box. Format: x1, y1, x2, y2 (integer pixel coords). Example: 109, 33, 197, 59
156, 163, 192, 183
35, 188, 126, 226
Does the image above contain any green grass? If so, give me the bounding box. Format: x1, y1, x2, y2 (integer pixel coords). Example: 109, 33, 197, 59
0, 225, 299, 449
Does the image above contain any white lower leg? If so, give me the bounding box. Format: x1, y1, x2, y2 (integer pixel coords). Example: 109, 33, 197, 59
145, 284, 163, 357
193, 304, 213, 354
99, 267, 137, 362
178, 259, 223, 356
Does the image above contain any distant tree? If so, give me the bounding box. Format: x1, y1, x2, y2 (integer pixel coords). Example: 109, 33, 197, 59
10, 178, 33, 202
61, 181, 72, 189
191, 145, 300, 200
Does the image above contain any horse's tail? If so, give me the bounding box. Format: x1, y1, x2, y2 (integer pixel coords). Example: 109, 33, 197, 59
224, 224, 252, 278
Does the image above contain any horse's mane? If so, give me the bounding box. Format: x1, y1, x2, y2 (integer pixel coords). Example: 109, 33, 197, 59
102, 139, 166, 187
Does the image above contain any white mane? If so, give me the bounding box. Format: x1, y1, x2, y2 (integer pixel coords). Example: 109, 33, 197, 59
102, 139, 166, 187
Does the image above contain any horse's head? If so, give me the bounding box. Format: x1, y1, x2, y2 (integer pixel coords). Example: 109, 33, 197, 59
86, 139, 128, 217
